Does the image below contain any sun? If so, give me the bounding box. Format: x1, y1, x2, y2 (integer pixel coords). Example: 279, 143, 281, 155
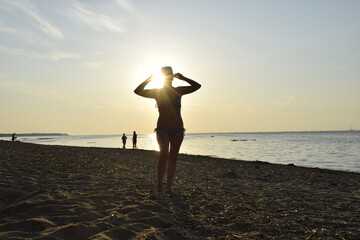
146, 71, 164, 89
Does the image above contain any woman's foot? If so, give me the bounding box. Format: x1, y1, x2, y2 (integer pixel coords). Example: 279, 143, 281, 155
157, 183, 164, 193
155, 191, 164, 200
165, 188, 178, 198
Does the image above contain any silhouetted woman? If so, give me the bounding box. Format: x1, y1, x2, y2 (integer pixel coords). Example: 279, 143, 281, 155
134, 66, 201, 192
132, 131, 137, 149
122, 133, 127, 148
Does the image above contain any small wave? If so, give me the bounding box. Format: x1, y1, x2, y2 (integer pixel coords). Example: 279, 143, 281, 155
37, 137, 54, 140
231, 139, 255, 142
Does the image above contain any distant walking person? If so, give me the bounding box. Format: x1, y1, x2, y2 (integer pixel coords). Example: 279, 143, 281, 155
134, 66, 201, 193
11, 133, 17, 142
132, 131, 137, 149
122, 133, 127, 148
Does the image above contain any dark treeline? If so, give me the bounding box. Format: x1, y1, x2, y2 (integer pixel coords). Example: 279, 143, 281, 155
0, 133, 68, 137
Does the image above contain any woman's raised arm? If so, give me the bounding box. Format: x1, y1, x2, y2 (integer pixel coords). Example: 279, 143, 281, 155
174, 73, 201, 95
134, 75, 156, 98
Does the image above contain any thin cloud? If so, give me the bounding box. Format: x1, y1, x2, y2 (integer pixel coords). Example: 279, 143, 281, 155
0, 78, 117, 109
68, 2, 127, 33
79, 61, 102, 69
92, 51, 103, 56
0, 21, 53, 46
0, 79, 74, 103
0, 22, 19, 34
115, 0, 133, 12
5, 0, 63, 39
0, 45, 77, 61
273, 96, 303, 106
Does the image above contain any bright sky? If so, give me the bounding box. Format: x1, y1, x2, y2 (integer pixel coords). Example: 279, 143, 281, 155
0, 0, 359, 134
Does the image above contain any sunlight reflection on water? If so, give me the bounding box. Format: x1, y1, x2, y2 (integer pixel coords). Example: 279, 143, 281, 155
149, 133, 159, 151
2, 131, 359, 172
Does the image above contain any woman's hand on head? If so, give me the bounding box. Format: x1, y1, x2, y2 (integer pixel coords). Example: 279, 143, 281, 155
174, 73, 185, 80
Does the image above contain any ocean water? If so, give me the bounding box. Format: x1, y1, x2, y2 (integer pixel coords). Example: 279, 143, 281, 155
2, 131, 360, 173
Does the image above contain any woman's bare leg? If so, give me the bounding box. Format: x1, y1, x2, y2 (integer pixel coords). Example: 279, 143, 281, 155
156, 132, 170, 192
167, 132, 184, 191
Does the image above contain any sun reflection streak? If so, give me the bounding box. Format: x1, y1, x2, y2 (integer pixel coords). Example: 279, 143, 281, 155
150, 133, 159, 151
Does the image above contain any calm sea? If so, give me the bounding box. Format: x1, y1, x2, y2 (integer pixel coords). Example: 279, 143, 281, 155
2, 131, 360, 173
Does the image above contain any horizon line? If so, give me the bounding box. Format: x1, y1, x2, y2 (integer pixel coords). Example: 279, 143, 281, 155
1, 129, 358, 136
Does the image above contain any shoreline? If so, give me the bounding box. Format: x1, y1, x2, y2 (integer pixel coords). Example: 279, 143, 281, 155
2, 138, 359, 174
2, 130, 359, 174
1, 140, 360, 239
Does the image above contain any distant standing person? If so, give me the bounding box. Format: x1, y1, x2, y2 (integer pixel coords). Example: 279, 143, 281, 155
134, 66, 201, 193
11, 133, 17, 142
122, 133, 127, 148
132, 131, 137, 149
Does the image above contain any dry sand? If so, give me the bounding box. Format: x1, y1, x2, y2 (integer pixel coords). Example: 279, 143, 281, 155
0, 140, 360, 239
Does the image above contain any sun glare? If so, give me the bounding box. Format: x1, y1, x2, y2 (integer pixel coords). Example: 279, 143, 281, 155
136, 60, 177, 89
146, 71, 164, 89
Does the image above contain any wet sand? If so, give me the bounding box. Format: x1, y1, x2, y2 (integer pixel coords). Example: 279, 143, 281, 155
1, 140, 360, 239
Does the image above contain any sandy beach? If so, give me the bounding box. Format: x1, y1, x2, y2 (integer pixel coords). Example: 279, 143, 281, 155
1, 140, 360, 239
